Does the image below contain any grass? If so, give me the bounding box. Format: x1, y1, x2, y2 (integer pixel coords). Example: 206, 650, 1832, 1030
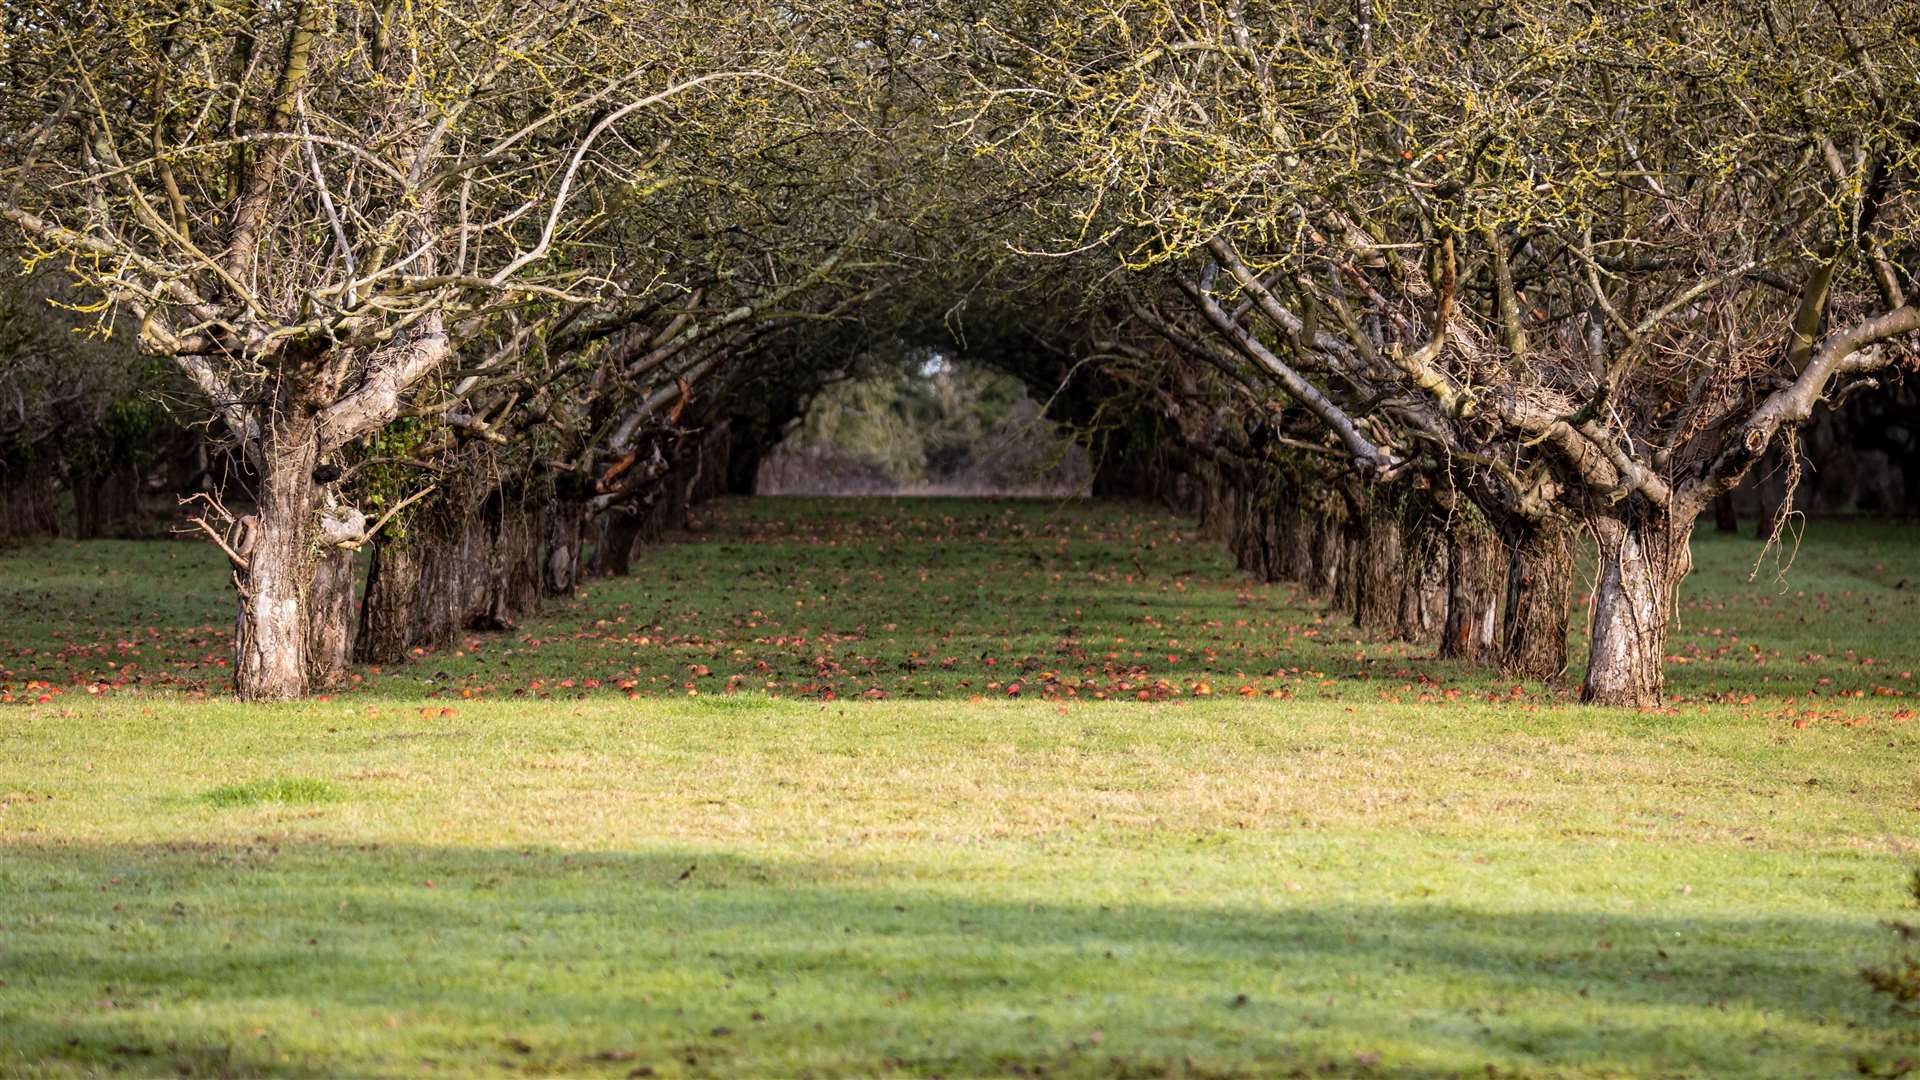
6, 498, 1920, 709
200, 778, 343, 809
1, 497, 1918, 1077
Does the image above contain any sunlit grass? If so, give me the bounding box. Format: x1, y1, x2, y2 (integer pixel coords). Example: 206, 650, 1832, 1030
2, 498, 1918, 1076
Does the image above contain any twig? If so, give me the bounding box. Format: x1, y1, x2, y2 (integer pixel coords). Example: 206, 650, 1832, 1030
300, 94, 357, 304
177, 516, 250, 570
179, 490, 236, 525
363, 484, 437, 542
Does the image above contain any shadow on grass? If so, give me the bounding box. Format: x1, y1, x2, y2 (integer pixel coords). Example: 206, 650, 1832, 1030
0, 841, 1900, 1077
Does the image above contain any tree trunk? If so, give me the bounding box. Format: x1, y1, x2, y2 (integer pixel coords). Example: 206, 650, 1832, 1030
1397, 515, 1448, 644
1499, 517, 1573, 683
1223, 486, 1251, 571
1581, 504, 1695, 707
1201, 467, 1235, 540
356, 533, 420, 664
306, 548, 357, 688
1309, 504, 1343, 598
1353, 504, 1403, 638
396, 479, 545, 650
725, 417, 768, 496
1335, 522, 1361, 617
72, 462, 143, 539
233, 431, 321, 702
0, 466, 60, 540
543, 494, 586, 596
405, 518, 467, 650
691, 424, 730, 506
1712, 492, 1737, 534
485, 490, 544, 627
1279, 492, 1314, 584
1440, 519, 1504, 664
596, 507, 645, 577
1238, 487, 1287, 581
71, 471, 104, 539
1267, 486, 1313, 584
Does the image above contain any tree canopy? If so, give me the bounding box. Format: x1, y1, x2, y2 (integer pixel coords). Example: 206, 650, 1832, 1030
2, 0, 1915, 703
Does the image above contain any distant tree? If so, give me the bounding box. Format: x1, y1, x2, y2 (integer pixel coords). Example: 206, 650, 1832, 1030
0, 267, 182, 539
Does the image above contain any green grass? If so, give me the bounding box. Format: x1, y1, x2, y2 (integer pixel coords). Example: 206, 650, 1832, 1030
2, 498, 1918, 1076
201, 778, 343, 809
7, 499, 1920, 710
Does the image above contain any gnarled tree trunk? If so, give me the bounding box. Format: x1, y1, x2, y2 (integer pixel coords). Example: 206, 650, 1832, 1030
1352, 502, 1403, 638
485, 488, 544, 626
1279, 496, 1314, 584
356, 533, 420, 664
404, 516, 470, 650
1440, 517, 1504, 665
1499, 517, 1574, 683
1309, 502, 1343, 598
1397, 514, 1448, 644
1582, 503, 1695, 707
543, 493, 587, 596
1335, 521, 1362, 617
596, 507, 646, 577
1239, 487, 1287, 582
306, 548, 357, 688
233, 426, 322, 702
403, 480, 546, 647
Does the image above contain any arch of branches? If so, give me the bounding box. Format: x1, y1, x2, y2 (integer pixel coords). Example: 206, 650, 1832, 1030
2, 1, 1915, 704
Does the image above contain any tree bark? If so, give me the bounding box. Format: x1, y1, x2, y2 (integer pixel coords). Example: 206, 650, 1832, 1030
484, 489, 544, 627
0, 466, 60, 540
1397, 514, 1448, 644
1231, 484, 1288, 582
1223, 485, 1249, 571
1499, 517, 1573, 683
356, 533, 419, 664
1581, 503, 1695, 707
1335, 522, 1361, 617
596, 508, 645, 577
306, 547, 357, 688
1440, 518, 1504, 664
233, 427, 321, 701
1309, 502, 1343, 598
1204, 468, 1236, 540
1279, 491, 1314, 584
1353, 502, 1403, 638
543, 493, 586, 596
400, 480, 545, 648
404, 518, 467, 650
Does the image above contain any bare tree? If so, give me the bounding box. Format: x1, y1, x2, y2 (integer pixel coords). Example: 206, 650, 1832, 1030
965, 0, 1920, 704
1, 1, 800, 698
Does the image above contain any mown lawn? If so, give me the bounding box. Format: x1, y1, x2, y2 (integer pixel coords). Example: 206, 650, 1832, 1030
2, 498, 1917, 1077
